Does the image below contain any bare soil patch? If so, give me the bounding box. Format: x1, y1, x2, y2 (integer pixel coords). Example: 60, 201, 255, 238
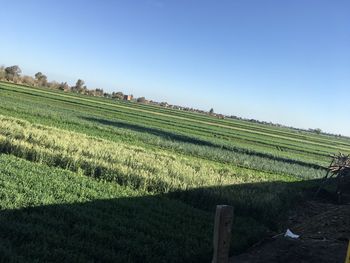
231, 188, 350, 263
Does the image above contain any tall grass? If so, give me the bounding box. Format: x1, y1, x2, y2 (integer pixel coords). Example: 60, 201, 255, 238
2, 82, 348, 162
0, 116, 298, 194
0, 92, 329, 178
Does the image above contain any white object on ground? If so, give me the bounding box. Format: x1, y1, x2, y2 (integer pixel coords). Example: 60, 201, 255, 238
284, 229, 300, 239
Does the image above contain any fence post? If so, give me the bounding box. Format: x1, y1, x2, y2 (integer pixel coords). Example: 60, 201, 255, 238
212, 205, 234, 263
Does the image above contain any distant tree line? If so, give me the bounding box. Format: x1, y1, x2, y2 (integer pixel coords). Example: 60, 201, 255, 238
0, 64, 153, 104
1, 64, 115, 98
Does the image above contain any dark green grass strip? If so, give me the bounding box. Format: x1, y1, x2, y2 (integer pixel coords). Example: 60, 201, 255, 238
0, 154, 213, 262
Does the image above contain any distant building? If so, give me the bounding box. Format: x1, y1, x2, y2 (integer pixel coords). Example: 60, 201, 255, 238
160, 102, 169, 107
123, 95, 133, 101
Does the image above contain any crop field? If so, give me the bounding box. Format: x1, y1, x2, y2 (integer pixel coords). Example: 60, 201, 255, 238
0, 81, 350, 262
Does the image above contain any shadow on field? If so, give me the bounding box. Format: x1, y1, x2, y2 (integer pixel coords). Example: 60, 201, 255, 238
82, 116, 217, 147
81, 116, 326, 170
0, 177, 332, 262
0, 194, 213, 263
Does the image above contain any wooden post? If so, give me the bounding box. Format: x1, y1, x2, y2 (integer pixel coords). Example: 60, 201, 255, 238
345, 240, 350, 263
212, 205, 234, 263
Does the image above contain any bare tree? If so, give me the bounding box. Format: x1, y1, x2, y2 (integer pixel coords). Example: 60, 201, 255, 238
21, 75, 36, 86
47, 81, 60, 89
94, 88, 104, 97
58, 82, 70, 91
0, 66, 5, 80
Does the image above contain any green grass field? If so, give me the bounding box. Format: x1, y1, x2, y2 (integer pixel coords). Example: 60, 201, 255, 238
0, 81, 349, 262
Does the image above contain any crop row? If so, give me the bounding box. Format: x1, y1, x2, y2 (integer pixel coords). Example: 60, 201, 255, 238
2, 82, 349, 154
19, 81, 349, 148
0, 106, 327, 180
128, 100, 350, 148
0, 115, 300, 193
0, 84, 340, 168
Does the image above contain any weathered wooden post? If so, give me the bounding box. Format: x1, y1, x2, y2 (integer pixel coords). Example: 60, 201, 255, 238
345, 240, 350, 263
212, 205, 234, 263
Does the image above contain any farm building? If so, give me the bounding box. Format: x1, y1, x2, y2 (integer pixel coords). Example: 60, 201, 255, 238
123, 94, 133, 101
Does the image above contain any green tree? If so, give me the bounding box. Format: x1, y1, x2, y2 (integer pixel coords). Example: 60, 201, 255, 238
72, 79, 85, 93
76, 79, 85, 89
103, 92, 112, 98
34, 72, 48, 86
112, 91, 124, 100
5, 65, 21, 81
209, 108, 214, 115
314, 128, 322, 134
137, 97, 146, 103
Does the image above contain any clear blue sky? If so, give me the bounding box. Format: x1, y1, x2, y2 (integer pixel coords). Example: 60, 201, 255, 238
1, 0, 349, 135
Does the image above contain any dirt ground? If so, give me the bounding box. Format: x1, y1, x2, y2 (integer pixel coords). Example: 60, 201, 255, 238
231, 189, 350, 263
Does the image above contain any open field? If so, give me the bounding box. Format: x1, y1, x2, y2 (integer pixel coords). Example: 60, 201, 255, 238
0, 154, 212, 262
0, 81, 349, 261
